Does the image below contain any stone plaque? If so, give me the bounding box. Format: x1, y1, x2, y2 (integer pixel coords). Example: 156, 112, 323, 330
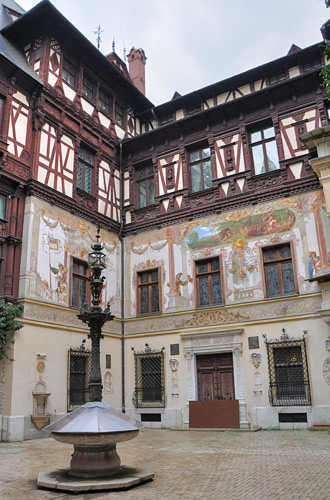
248, 336, 259, 349
170, 343, 179, 355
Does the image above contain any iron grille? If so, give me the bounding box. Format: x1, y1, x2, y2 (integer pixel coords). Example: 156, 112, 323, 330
132, 346, 165, 408
264, 330, 311, 407
67, 347, 91, 411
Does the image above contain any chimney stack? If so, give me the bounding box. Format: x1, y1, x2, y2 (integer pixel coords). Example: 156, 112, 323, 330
127, 47, 147, 95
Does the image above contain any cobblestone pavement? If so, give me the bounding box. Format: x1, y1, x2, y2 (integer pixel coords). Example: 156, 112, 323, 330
1, 429, 330, 500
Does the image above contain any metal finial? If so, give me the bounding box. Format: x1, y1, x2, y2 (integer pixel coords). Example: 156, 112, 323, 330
112, 37, 115, 53
93, 25, 104, 50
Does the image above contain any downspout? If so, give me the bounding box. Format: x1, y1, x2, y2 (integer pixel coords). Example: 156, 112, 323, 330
119, 140, 125, 413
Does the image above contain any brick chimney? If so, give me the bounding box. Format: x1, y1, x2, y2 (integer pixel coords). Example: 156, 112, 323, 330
127, 47, 147, 95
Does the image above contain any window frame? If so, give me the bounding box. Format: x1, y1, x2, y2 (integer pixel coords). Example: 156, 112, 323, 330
62, 57, 76, 87
188, 145, 213, 193
98, 89, 112, 115
194, 256, 223, 308
77, 144, 95, 195
115, 102, 124, 127
82, 73, 95, 101
262, 242, 297, 299
135, 163, 155, 208
137, 267, 161, 315
0, 194, 6, 220
71, 257, 90, 309
249, 124, 280, 175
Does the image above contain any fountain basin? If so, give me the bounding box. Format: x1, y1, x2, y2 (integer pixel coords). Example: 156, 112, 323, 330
43, 402, 141, 479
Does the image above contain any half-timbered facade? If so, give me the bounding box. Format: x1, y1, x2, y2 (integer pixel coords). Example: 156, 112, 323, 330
1, 0, 330, 440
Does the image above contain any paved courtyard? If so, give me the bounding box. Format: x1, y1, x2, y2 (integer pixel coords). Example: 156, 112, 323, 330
0, 428, 330, 500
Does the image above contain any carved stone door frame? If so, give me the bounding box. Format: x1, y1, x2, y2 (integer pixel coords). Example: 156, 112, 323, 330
181, 328, 249, 428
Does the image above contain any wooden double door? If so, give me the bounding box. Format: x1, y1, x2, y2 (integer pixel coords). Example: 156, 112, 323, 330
189, 352, 238, 428
197, 353, 235, 401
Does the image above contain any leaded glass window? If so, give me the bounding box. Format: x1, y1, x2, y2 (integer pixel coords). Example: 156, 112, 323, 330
189, 147, 212, 192
62, 58, 76, 87
82, 73, 94, 100
263, 243, 296, 297
99, 89, 111, 114
77, 145, 94, 194
137, 268, 160, 314
136, 164, 154, 208
195, 257, 222, 307
71, 258, 90, 308
250, 125, 280, 175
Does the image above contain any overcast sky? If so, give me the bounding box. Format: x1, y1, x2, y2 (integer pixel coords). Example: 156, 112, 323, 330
18, 0, 330, 105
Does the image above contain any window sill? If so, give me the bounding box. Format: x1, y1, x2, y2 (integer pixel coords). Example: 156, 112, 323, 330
76, 187, 96, 201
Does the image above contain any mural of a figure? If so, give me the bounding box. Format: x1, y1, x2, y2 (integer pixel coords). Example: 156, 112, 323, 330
50, 263, 67, 300
308, 251, 320, 279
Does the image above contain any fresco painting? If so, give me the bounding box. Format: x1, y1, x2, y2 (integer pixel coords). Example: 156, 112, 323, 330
28, 199, 120, 310
126, 190, 330, 315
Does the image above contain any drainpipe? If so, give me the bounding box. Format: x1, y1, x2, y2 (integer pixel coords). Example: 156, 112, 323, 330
119, 140, 125, 413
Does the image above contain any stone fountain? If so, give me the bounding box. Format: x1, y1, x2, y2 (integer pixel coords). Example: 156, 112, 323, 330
37, 230, 154, 493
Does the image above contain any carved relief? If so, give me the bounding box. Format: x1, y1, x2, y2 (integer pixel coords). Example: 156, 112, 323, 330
250, 352, 261, 368
104, 371, 112, 393
325, 338, 330, 352
180, 309, 249, 327
169, 358, 179, 371
323, 358, 330, 385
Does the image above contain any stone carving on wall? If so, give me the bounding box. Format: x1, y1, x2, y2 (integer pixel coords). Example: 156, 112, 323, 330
180, 309, 249, 327
169, 358, 179, 371
104, 371, 112, 393
323, 358, 330, 385
325, 338, 330, 352
31, 353, 51, 430
251, 352, 261, 369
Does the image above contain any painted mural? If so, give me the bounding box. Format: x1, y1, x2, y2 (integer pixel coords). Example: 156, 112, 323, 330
25, 198, 121, 315
125, 190, 330, 315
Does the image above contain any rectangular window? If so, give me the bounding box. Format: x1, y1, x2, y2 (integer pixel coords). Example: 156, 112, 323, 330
71, 258, 90, 308
115, 102, 124, 126
250, 125, 280, 175
137, 268, 160, 314
133, 348, 165, 408
195, 257, 222, 307
189, 147, 212, 192
136, 164, 154, 208
67, 348, 91, 411
62, 58, 76, 87
263, 243, 296, 298
266, 335, 311, 406
0, 194, 6, 219
82, 74, 94, 100
99, 89, 111, 114
77, 145, 94, 194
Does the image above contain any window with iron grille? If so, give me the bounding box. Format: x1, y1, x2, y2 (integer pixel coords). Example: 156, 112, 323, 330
189, 146, 212, 192
62, 58, 76, 87
132, 347, 165, 408
195, 257, 222, 307
265, 330, 311, 406
250, 124, 280, 175
77, 145, 94, 194
67, 347, 91, 411
137, 268, 160, 314
263, 243, 296, 298
136, 164, 154, 208
71, 258, 90, 308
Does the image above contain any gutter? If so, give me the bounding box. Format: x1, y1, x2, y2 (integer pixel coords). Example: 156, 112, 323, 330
118, 140, 125, 413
